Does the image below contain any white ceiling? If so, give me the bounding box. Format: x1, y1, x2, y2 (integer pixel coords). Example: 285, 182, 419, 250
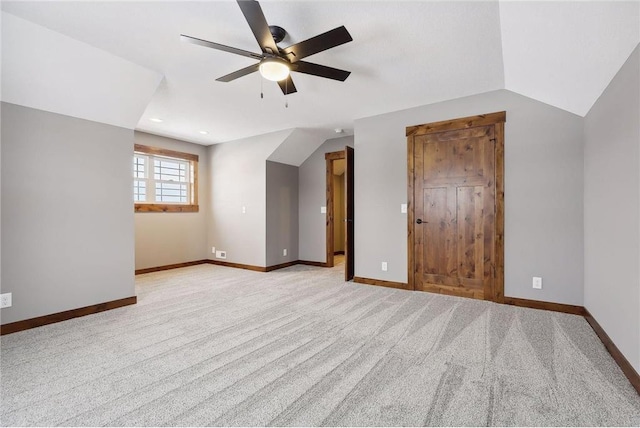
1, 12, 162, 129
1, 1, 638, 145
267, 128, 338, 167
500, 1, 640, 116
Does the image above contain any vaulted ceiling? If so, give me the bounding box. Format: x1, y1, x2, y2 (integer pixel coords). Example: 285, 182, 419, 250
2, 1, 638, 145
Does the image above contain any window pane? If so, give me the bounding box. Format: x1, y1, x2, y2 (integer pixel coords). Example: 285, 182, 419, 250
156, 182, 187, 203
159, 195, 182, 202
154, 159, 187, 182
133, 156, 146, 179
133, 180, 146, 202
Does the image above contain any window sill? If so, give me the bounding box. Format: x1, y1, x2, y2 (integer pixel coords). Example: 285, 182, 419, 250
135, 204, 199, 213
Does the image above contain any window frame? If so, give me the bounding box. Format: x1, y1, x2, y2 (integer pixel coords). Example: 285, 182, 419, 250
133, 144, 199, 213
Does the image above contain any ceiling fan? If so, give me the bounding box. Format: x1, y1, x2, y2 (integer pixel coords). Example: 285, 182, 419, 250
180, 0, 353, 95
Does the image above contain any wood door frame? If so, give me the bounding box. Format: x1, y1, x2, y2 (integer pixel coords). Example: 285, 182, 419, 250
325, 150, 345, 268
407, 111, 506, 302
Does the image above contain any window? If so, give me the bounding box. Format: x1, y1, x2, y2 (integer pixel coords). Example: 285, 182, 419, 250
133, 144, 199, 212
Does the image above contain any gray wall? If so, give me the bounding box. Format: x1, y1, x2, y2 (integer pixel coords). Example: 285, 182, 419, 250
266, 161, 299, 266
1, 103, 135, 324
584, 45, 640, 372
207, 130, 289, 267
298, 136, 354, 262
354, 90, 585, 305
133, 132, 209, 270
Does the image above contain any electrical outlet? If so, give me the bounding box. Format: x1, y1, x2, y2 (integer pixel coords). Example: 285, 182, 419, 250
533, 277, 542, 289
242, 206, 246, 214
283, 249, 287, 256
211, 246, 216, 254
1, 293, 12, 309
381, 262, 388, 272
216, 250, 227, 259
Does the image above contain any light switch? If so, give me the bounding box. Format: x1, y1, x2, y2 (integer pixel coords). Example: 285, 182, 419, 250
320, 206, 327, 214
401, 203, 407, 214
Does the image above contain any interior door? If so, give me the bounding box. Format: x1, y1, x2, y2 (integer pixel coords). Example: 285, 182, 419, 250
345, 146, 355, 281
413, 125, 497, 299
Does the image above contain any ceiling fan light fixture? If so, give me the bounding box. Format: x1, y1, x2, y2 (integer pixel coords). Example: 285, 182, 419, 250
259, 58, 290, 82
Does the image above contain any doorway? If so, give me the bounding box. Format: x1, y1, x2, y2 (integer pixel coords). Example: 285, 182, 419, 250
407, 112, 505, 302
325, 147, 355, 280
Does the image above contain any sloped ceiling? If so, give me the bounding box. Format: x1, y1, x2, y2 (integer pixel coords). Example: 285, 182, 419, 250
267, 128, 344, 167
500, 1, 640, 116
1, 1, 638, 143
1, 12, 162, 129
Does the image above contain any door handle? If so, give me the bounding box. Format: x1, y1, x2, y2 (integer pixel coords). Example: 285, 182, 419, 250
416, 219, 424, 224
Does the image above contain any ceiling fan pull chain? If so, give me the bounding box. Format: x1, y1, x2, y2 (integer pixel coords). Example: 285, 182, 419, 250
260, 76, 264, 99
285, 80, 289, 108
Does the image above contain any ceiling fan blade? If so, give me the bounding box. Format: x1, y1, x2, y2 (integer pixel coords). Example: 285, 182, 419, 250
282, 26, 352, 63
181, 34, 263, 60
278, 76, 297, 95
293, 61, 351, 81
216, 63, 260, 82
236, 0, 280, 55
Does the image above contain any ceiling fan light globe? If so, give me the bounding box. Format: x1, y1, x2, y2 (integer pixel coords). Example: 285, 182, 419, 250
259, 60, 290, 82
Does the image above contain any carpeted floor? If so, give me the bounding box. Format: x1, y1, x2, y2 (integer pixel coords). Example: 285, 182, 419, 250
1, 262, 639, 426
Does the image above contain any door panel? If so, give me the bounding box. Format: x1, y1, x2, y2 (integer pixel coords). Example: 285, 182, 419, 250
413, 125, 496, 300
456, 185, 484, 288
421, 187, 450, 276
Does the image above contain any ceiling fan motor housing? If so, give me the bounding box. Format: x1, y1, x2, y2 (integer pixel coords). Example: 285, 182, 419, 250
269, 25, 287, 44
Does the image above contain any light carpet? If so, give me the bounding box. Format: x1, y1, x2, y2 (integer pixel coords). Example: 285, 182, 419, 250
1, 262, 639, 426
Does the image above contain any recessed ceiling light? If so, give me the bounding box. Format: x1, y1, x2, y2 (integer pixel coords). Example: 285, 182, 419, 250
199, 131, 209, 135
149, 118, 163, 123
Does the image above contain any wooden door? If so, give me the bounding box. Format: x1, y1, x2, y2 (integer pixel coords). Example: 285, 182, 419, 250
407, 112, 505, 301
345, 146, 355, 281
